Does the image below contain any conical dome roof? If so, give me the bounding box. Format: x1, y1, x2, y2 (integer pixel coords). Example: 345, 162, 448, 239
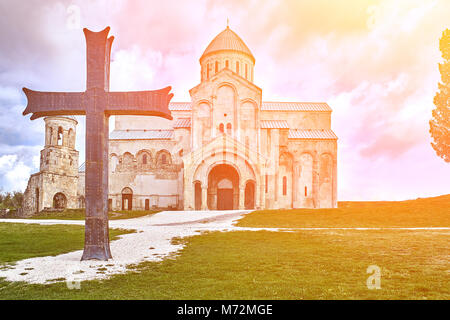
200, 26, 255, 63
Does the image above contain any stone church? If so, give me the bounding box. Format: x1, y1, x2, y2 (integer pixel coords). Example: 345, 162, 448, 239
22, 26, 338, 214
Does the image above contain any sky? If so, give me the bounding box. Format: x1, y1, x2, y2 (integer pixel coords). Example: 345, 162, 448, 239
0, 0, 448, 200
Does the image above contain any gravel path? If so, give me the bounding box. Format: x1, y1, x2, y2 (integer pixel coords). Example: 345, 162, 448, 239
0, 210, 251, 284
0, 211, 448, 285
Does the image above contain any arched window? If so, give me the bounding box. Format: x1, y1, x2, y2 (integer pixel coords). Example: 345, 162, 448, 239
57, 127, 63, 146
143, 154, 147, 164
225, 60, 229, 68
226, 123, 232, 135
219, 123, 224, 133
305, 186, 308, 197
236, 61, 239, 74
215, 61, 218, 73
283, 176, 287, 195
156, 150, 171, 167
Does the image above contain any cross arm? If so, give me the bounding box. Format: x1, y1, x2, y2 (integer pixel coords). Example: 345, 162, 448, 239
106, 86, 173, 120
22, 88, 85, 120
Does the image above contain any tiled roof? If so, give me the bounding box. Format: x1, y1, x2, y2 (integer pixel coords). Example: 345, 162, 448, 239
169, 102, 192, 111
109, 130, 174, 140
200, 27, 255, 62
261, 102, 332, 112
288, 129, 338, 140
78, 162, 85, 173
260, 120, 289, 129
173, 118, 191, 128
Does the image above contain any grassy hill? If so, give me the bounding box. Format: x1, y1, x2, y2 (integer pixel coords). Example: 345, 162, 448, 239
237, 194, 450, 228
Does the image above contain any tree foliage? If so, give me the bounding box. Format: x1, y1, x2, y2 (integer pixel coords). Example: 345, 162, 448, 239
0, 191, 24, 209
430, 29, 450, 162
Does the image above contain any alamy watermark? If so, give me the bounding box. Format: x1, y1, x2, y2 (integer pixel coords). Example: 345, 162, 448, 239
66, 4, 81, 30
366, 265, 381, 290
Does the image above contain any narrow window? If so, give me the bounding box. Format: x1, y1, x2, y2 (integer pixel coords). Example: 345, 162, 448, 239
225, 60, 229, 68
215, 61, 218, 73
236, 61, 239, 74
206, 63, 210, 79
265, 175, 268, 193
143, 154, 147, 164
305, 186, 308, 197
245, 64, 248, 79
226, 123, 232, 135
57, 127, 63, 146
219, 123, 224, 133
283, 176, 287, 195
161, 154, 167, 165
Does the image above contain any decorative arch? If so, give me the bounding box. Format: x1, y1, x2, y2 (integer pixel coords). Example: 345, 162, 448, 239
110, 153, 119, 172
156, 149, 172, 167
136, 149, 153, 167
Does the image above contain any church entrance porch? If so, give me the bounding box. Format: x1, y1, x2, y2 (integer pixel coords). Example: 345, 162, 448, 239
207, 164, 239, 210
121, 187, 133, 210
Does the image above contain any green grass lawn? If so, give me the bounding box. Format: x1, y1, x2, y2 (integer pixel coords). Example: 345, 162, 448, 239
237, 194, 450, 228
21, 209, 160, 220
0, 223, 133, 264
0, 229, 448, 299
0, 195, 448, 299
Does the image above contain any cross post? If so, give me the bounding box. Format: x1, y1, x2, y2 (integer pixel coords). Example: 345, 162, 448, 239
22, 27, 173, 260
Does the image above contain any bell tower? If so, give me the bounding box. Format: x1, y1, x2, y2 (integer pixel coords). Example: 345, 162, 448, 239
41, 116, 79, 176
21, 116, 80, 215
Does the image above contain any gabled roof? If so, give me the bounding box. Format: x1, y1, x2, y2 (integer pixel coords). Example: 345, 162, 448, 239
260, 120, 289, 129
288, 129, 337, 140
173, 118, 191, 128
109, 130, 174, 140
200, 27, 255, 63
261, 102, 332, 112
169, 102, 192, 111
167, 101, 332, 112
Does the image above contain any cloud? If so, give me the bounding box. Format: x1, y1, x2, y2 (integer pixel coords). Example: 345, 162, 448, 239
0, 0, 448, 200
0, 154, 34, 192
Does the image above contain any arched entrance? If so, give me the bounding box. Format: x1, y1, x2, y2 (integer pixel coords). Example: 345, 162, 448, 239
245, 180, 255, 209
53, 192, 67, 209
207, 164, 239, 210
121, 187, 133, 210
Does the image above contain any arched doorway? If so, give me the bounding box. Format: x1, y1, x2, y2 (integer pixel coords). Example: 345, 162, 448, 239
53, 192, 67, 209
245, 180, 255, 209
194, 181, 202, 210
121, 187, 133, 210
207, 164, 239, 210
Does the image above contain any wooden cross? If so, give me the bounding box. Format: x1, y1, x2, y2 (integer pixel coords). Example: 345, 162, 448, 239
22, 27, 173, 260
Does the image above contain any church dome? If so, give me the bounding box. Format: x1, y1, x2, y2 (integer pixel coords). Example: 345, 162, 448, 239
200, 26, 255, 63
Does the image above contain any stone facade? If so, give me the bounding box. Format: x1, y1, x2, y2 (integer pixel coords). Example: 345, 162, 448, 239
105, 27, 338, 211
23, 26, 338, 213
